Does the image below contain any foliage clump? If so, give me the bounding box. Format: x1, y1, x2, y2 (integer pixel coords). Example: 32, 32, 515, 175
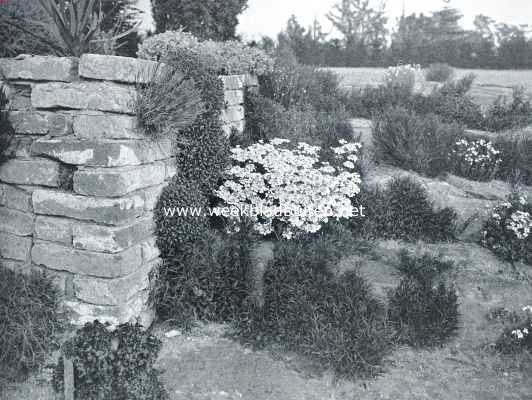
351, 177, 457, 242
388, 251, 459, 347
481, 192, 532, 265
53, 321, 167, 400
236, 226, 393, 378
372, 106, 462, 177
425, 63, 454, 82
0, 266, 63, 382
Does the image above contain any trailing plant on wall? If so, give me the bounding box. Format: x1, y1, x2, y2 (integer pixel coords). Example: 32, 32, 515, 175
0, 82, 13, 166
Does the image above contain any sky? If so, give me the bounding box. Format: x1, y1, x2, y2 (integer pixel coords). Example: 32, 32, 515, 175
137, 0, 532, 39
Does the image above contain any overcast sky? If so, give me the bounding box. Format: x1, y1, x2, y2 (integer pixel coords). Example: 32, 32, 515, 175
137, 0, 532, 39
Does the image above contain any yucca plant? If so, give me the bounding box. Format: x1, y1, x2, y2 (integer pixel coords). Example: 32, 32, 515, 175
0, 0, 138, 57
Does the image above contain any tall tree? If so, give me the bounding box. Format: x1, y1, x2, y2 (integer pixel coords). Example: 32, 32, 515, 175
151, 0, 248, 40
327, 0, 387, 66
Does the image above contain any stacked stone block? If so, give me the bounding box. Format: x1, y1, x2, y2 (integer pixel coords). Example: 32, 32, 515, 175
219, 74, 258, 137
0, 54, 252, 328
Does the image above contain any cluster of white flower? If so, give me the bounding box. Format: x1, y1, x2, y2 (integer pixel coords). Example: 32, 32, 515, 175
511, 306, 532, 340
452, 138, 502, 167
506, 209, 532, 240
215, 138, 362, 239
383, 64, 422, 92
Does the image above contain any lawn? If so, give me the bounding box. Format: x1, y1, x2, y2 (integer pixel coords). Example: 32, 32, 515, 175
330, 67, 532, 108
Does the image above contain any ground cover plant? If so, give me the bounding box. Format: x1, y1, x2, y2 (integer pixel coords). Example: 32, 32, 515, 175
53, 321, 168, 400
495, 306, 532, 355
450, 137, 502, 181
351, 177, 457, 242
388, 251, 459, 347
236, 225, 394, 378
215, 138, 362, 239
481, 192, 532, 265
372, 107, 462, 178
0, 265, 63, 382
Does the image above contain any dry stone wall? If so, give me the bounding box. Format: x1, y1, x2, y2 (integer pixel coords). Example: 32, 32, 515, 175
0, 54, 254, 328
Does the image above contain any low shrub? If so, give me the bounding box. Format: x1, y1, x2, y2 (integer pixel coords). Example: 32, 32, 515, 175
383, 64, 422, 93
0, 266, 63, 381
154, 174, 211, 259
150, 227, 252, 326
138, 30, 273, 75
481, 192, 532, 265
450, 138, 502, 181
495, 136, 532, 186
388, 251, 459, 347
135, 65, 204, 137
482, 88, 532, 132
425, 63, 454, 82
495, 306, 532, 354
237, 228, 393, 378
53, 321, 167, 400
215, 139, 362, 239
346, 84, 414, 119
351, 177, 457, 242
372, 107, 463, 177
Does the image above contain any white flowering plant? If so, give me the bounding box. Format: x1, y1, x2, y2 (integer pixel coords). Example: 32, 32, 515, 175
482, 193, 532, 264
496, 306, 532, 354
383, 64, 423, 94
215, 138, 362, 240
450, 138, 502, 181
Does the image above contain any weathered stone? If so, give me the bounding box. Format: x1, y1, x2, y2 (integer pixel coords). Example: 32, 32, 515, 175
79, 54, 161, 84
221, 105, 244, 123
0, 158, 61, 187
0, 55, 78, 82
73, 163, 166, 197
7, 136, 33, 158
33, 189, 145, 225
72, 215, 154, 253
0, 258, 31, 274
65, 288, 152, 327
32, 81, 136, 114
0, 207, 33, 236
8, 84, 32, 110
142, 183, 168, 211
0, 183, 32, 212
73, 262, 153, 306
73, 112, 142, 139
141, 237, 159, 262
31, 139, 176, 167
222, 119, 245, 137
0, 232, 31, 261
244, 74, 259, 87
34, 216, 73, 245
163, 158, 177, 180
224, 89, 244, 106
9, 111, 72, 136
220, 75, 245, 90
31, 241, 142, 278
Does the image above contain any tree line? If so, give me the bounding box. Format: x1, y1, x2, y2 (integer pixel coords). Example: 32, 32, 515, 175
255, 1, 532, 69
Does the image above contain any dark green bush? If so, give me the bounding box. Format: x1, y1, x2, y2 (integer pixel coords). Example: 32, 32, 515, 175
236, 227, 392, 378
495, 314, 532, 354
450, 137, 502, 182
53, 321, 167, 400
481, 192, 532, 265
346, 84, 414, 119
495, 136, 532, 186
425, 63, 454, 82
150, 227, 252, 326
482, 88, 532, 132
388, 251, 459, 347
135, 65, 204, 137
154, 174, 210, 259
372, 107, 463, 177
0, 266, 63, 381
351, 177, 457, 242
